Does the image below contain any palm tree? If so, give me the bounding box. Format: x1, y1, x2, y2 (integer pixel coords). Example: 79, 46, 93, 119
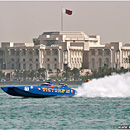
119, 67, 127, 73
80, 67, 83, 73
23, 70, 28, 81
63, 67, 72, 81
41, 70, 46, 80
28, 70, 36, 81
56, 69, 61, 79
48, 69, 53, 74
19, 70, 24, 81
37, 68, 46, 80
14, 70, 20, 81
72, 68, 80, 81
86, 71, 90, 79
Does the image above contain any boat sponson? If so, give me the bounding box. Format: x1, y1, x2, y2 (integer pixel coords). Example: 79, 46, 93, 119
1, 87, 22, 96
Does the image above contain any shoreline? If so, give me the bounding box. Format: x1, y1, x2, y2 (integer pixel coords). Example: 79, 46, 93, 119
0, 81, 84, 86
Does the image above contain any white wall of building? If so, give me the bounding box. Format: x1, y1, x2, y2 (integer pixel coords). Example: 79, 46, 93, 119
1, 31, 130, 72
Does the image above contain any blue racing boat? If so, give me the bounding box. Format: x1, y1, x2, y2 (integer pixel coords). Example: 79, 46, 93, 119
1, 82, 77, 98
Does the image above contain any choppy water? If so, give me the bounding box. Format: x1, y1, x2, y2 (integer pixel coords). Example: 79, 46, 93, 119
1, 73, 130, 129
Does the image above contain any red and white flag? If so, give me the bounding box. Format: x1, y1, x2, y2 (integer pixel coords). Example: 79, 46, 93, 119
62, 8, 72, 15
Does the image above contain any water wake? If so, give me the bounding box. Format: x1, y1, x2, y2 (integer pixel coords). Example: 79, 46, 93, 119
75, 72, 130, 97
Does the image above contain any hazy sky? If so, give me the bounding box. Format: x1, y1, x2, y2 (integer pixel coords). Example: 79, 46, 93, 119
0, 1, 130, 44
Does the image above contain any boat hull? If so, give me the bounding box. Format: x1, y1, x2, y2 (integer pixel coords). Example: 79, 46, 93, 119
1, 85, 77, 98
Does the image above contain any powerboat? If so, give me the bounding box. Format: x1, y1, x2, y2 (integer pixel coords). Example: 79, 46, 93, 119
1, 82, 77, 98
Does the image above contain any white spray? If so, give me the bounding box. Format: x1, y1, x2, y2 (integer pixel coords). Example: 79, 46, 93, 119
75, 72, 130, 97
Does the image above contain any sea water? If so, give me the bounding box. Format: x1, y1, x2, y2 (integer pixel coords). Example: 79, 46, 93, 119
1, 73, 130, 129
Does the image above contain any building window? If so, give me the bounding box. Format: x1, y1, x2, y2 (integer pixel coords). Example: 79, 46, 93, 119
46, 50, 50, 55
53, 50, 58, 55
105, 50, 110, 56
64, 51, 67, 55
79, 52, 82, 56
105, 58, 109, 67
36, 64, 39, 70
54, 64, 57, 69
11, 49, 15, 55
29, 51, 32, 55
91, 50, 95, 56
98, 58, 102, 68
0, 50, 4, 55
23, 64, 26, 69
47, 58, 50, 61
35, 50, 39, 55
47, 64, 50, 69
0, 59, 3, 64
91, 58, 95, 69
29, 59, 32, 62
98, 50, 102, 55
12, 64, 14, 69
54, 58, 57, 61
17, 58, 19, 62
71, 58, 73, 63
11, 58, 14, 62
36, 59, 38, 62
80, 58, 82, 62
16, 51, 19, 56
23, 59, 25, 62
23, 49, 26, 55
47, 41, 55, 46
30, 64, 32, 70
19, 64, 20, 69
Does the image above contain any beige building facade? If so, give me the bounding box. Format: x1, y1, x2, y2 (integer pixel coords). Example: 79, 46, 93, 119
88, 42, 130, 71
0, 31, 130, 72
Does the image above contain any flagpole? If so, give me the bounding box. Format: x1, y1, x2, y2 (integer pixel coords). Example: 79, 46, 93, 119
61, 7, 63, 31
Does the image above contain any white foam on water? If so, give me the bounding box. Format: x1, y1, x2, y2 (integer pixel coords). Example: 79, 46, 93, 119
75, 72, 130, 97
